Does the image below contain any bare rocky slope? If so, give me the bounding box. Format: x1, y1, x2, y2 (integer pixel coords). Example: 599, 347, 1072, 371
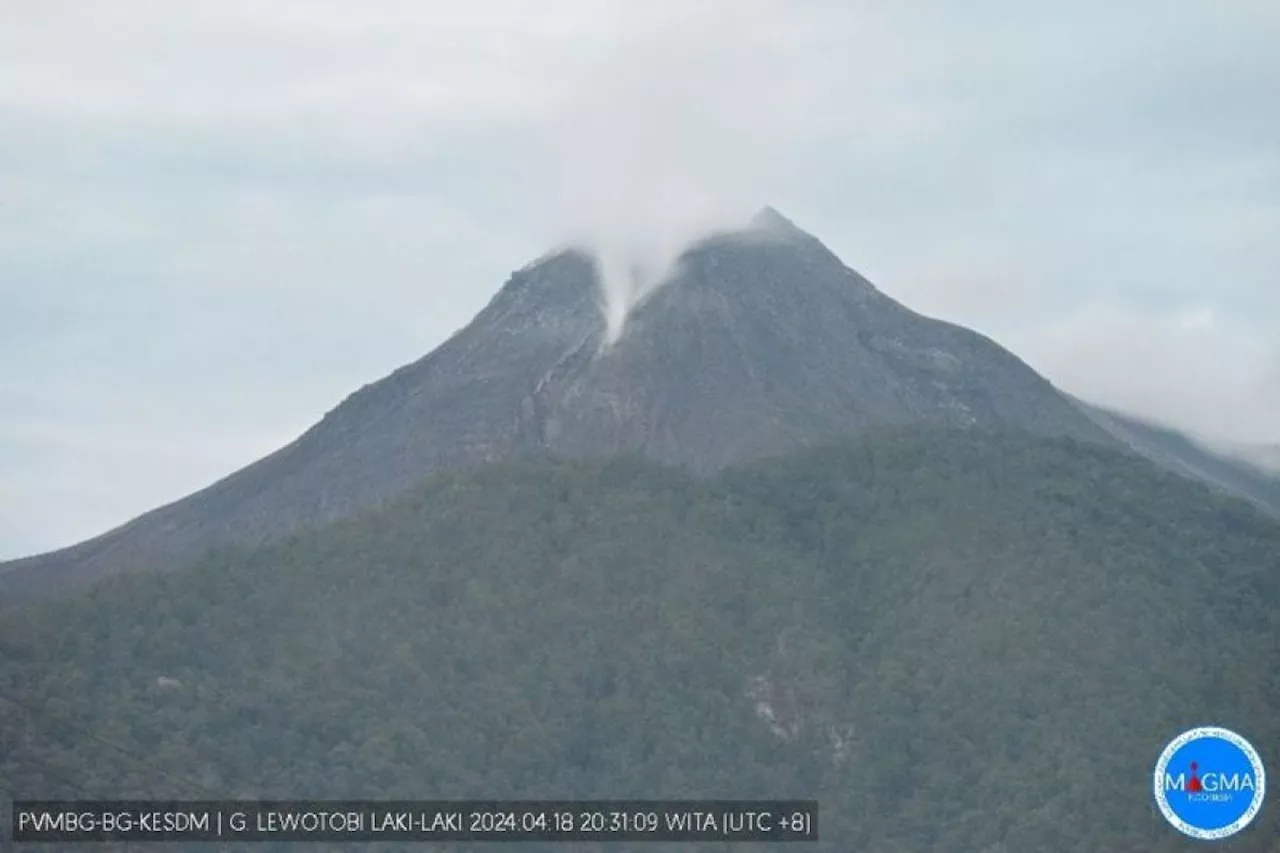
0, 209, 1226, 592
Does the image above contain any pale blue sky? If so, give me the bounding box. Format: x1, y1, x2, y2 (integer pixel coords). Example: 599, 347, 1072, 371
2, 1, 1277, 558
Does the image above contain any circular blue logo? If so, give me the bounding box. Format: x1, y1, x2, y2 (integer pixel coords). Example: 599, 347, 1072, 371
1154, 726, 1266, 840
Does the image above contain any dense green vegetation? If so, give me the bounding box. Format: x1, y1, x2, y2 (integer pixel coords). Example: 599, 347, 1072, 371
3, 428, 1278, 851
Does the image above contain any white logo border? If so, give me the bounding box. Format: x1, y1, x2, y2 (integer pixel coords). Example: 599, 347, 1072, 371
1153, 726, 1267, 840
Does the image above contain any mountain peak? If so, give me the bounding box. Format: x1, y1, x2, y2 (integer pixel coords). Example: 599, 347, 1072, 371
747, 205, 806, 236
0, 209, 1122, 593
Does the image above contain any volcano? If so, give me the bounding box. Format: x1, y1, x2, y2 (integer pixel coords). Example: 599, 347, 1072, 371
4, 211, 1280, 852
4, 208, 1269, 593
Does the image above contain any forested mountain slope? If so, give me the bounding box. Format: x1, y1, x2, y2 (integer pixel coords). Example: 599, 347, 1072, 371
1074, 399, 1280, 517
3, 428, 1277, 852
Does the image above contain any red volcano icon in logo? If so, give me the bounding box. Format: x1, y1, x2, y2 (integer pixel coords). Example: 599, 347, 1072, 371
1187, 762, 1204, 793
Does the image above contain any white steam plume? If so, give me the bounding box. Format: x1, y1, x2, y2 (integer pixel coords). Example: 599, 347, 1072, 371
523, 1, 846, 342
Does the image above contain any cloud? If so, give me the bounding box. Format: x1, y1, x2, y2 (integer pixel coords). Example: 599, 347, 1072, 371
506, 1, 905, 338
1, 0, 1277, 555
1008, 297, 1279, 444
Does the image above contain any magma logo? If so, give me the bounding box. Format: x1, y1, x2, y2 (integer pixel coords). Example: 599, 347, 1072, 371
1154, 726, 1266, 840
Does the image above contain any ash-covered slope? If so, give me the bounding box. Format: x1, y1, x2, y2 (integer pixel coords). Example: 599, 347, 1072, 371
528, 210, 1110, 470
0, 249, 607, 592
0, 209, 1112, 592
